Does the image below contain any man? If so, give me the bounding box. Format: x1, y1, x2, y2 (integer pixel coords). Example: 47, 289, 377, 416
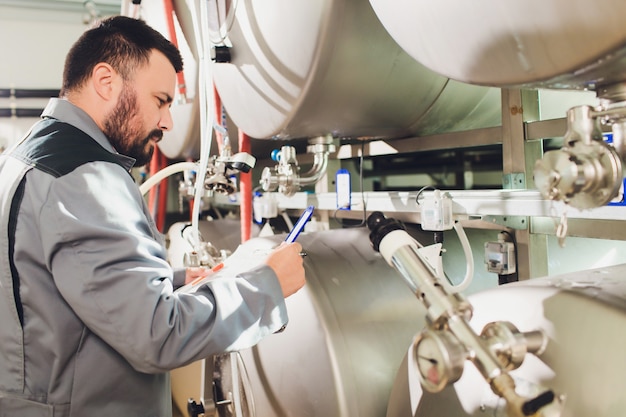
0, 16, 305, 416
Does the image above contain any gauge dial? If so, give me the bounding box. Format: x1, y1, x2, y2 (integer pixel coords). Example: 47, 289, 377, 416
413, 329, 466, 393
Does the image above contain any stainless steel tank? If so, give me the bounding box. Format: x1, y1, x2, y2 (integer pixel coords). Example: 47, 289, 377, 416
168, 225, 428, 417
172, 0, 501, 141
233, 228, 427, 417
386, 264, 626, 417
369, 0, 626, 91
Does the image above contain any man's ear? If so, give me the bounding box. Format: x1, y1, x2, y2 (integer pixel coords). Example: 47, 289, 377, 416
91, 63, 121, 101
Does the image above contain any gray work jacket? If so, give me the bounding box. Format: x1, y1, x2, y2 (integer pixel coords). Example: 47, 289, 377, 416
0, 99, 287, 417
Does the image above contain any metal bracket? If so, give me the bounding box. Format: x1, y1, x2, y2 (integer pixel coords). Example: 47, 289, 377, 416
482, 215, 528, 230
502, 173, 526, 189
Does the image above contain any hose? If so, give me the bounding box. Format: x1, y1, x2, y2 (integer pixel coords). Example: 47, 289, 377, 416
182, 0, 216, 249
140, 161, 198, 196
440, 221, 474, 294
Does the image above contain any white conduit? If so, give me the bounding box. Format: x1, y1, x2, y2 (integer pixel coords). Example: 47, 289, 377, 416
134, 0, 216, 251
185, 0, 215, 249
139, 161, 198, 196
440, 221, 475, 294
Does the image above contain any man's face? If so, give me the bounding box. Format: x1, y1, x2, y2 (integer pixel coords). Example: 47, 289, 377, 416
103, 50, 176, 167
102, 85, 160, 167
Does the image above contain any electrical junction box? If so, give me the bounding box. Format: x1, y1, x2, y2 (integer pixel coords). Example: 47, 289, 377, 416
420, 190, 453, 231
484, 241, 516, 275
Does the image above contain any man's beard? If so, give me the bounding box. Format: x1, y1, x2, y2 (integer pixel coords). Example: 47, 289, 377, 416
103, 86, 163, 167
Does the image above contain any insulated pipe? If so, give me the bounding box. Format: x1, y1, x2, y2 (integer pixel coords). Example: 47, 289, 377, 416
140, 161, 198, 196
187, 0, 216, 251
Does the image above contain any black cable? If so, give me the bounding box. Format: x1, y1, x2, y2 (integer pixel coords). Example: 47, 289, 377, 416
415, 185, 437, 205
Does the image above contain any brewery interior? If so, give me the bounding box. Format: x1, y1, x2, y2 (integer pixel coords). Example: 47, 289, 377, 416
1, 0, 625, 416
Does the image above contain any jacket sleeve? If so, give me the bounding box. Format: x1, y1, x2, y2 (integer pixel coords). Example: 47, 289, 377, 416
39, 161, 288, 373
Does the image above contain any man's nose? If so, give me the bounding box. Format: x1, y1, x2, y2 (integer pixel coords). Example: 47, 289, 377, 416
159, 108, 173, 131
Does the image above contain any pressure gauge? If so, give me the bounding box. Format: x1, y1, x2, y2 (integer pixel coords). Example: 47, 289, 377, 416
413, 329, 466, 393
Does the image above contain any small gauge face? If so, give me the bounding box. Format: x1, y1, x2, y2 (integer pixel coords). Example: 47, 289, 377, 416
415, 336, 445, 387
413, 330, 465, 393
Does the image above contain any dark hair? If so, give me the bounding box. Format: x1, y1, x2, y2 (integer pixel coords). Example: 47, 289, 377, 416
60, 15, 183, 96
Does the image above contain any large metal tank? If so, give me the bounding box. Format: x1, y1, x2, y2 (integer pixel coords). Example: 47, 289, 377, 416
172, 0, 501, 141
234, 228, 426, 417
386, 264, 626, 417
169, 225, 428, 417
369, 1, 626, 91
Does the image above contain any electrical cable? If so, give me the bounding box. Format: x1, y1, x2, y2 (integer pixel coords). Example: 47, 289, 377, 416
416, 184, 474, 293
440, 221, 474, 293
415, 185, 436, 205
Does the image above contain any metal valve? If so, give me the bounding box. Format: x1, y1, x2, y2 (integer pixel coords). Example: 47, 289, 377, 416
534, 105, 623, 209
260, 145, 300, 196
260, 135, 335, 196
368, 211, 560, 417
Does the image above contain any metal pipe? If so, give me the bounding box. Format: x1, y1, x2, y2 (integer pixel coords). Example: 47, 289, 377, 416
367, 211, 557, 416
0, 108, 43, 118
296, 151, 328, 187
0, 88, 59, 98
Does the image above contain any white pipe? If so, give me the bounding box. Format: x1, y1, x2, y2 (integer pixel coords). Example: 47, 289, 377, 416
185, 0, 215, 249
139, 161, 198, 196
441, 222, 474, 294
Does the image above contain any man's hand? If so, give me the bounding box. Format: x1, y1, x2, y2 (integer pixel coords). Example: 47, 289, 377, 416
264, 242, 306, 297
184, 265, 220, 285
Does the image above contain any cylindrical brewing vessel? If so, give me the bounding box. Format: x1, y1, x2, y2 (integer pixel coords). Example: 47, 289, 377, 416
173, 0, 501, 141
386, 264, 626, 417
369, 0, 626, 91
168, 225, 428, 417
233, 228, 427, 417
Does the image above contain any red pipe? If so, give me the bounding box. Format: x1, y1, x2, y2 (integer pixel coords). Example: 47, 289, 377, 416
163, 0, 187, 98
213, 84, 224, 153
156, 150, 169, 229
147, 0, 186, 233
238, 130, 252, 243
147, 146, 168, 232
147, 149, 160, 219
